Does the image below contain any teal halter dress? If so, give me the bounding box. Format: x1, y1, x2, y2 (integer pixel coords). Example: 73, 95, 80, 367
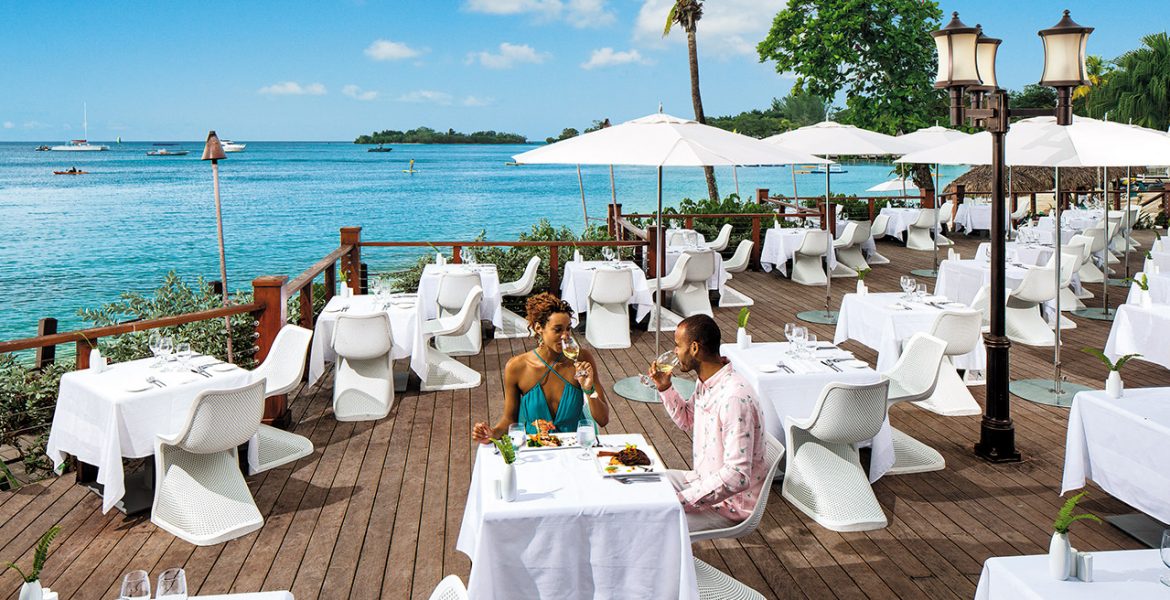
518, 350, 588, 434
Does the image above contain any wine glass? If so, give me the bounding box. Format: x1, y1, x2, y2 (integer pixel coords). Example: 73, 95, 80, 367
157, 568, 187, 600
576, 419, 596, 460
784, 323, 797, 355
602, 246, 615, 262
640, 350, 678, 387
899, 276, 912, 300
148, 332, 163, 368
1161, 529, 1170, 586
804, 333, 818, 359
508, 423, 526, 450
176, 342, 193, 370
159, 336, 175, 371
915, 283, 928, 303
562, 337, 586, 379
121, 570, 151, 600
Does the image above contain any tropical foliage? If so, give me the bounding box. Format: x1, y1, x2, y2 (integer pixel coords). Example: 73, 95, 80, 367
1081, 347, 1140, 372
355, 127, 527, 144
706, 92, 831, 138
4, 524, 61, 582
1053, 491, 1102, 534
664, 0, 719, 202
1086, 32, 1170, 131
1010, 85, 1058, 110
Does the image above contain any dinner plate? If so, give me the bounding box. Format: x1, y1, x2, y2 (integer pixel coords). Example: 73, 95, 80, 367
209, 363, 237, 372
517, 432, 578, 451
840, 359, 869, 369
757, 364, 780, 373
595, 443, 664, 477
124, 380, 153, 392
323, 305, 347, 313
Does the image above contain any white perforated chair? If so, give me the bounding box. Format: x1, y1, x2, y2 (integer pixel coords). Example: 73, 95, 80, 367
332, 313, 394, 421
1067, 234, 1096, 300
1043, 252, 1082, 330
689, 433, 784, 543
671, 249, 716, 317
249, 325, 314, 474
1077, 228, 1108, 283
791, 230, 830, 286
914, 310, 983, 417
585, 268, 633, 349
428, 575, 468, 600
694, 559, 767, 600
422, 286, 484, 391
719, 240, 755, 308
704, 224, 733, 252
152, 379, 266, 546
497, 255, 541, 339
883, 333, 948, 475
905, 209, 939, 251
866, 216, 891, 264
668, 229, 700, 248
782, 379, 891, 532
832, 221, 869, 274
435, 271, 483, 356
1005, 266, 1058, 346
647, 253, 690, 332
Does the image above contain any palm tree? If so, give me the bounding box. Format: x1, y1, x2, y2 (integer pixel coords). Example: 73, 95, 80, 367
1087, 33, 1170, 131
1072, 55, 1112, 102
664, 0, 719, 202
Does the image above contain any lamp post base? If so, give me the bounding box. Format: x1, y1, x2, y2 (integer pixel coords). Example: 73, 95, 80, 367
1106, 277, 1130, 287
796, 310, 839, 325
974, 436, 1022, 463
612, 375, 696, 404
1071, 307, 1116, 321
910, 268, 938, 278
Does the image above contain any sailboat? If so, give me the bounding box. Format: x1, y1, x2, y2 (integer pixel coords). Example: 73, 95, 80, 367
51, 104, 109, 151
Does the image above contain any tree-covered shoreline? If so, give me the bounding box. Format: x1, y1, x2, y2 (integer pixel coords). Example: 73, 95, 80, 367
355, 127, 527, 144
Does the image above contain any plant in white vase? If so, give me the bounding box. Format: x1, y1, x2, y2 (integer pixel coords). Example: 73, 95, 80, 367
1128, 273, 1153, 309
736, 308, 751, 348
1082, 348, 1140, 399
5, 524, 61, 600
491, 434, 518, 502
1050, 491, 1101, 580
855, 268, 871, 295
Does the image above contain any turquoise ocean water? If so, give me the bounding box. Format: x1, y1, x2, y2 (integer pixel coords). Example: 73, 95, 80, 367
0, 142, 965, 341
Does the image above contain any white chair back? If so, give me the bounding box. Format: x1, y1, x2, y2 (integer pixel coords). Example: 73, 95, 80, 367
1060, 241, 1087, 270
928, 310, 982, 356
1083, 227, 1107, 253
333, 313, 393, 360
588, 268, 633, 304
870, 215, 890, 238
707, 224, 732, 251
835, 222, 859, 248
804, 380, 890, 444
172, 380, 266, 454
691, 433, 785, 542
656, 252, 692, 290
253, 325, 313, 397
428, 575, 469, 600
508, 255, 541, 297
682, 249, 716, 284
850, 220, 871, 246
440, 286, 484, 337
668, 230, 699, 247
437, 271, 482, 313
796, 230, 830, 256
724, 240, 753, 273
911, 208, 937, 228
885, 333, 948, 403
1011, 267, 1057, 303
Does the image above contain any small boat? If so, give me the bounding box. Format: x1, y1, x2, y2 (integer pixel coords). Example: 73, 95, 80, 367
806, 165, 848, 175
146, 149, 189, 156
53, 168, 88, 175
367, 145, 393, 153
34, 145, 51, 151
50, 104, 109, 151
220, 140, 246, 152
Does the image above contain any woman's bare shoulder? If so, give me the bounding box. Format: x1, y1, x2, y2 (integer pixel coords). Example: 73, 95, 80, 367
504, 352, 535, 378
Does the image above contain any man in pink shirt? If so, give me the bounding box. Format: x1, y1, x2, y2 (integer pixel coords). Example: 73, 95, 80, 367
649, 314, 768, 532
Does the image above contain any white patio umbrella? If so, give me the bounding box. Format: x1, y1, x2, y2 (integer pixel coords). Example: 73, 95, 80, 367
866, 178, 919, 193
514, 112, 829, 401
765, 121, 916, 323
897, 125, 973, 278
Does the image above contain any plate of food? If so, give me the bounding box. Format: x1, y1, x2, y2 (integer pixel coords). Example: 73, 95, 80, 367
518, 419, 578, 451
595, 442, 664, 477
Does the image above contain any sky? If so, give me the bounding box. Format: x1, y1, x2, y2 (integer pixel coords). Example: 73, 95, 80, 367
1, 0, 1163, 142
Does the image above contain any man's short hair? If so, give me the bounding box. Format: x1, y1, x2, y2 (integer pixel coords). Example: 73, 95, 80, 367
679, 314, 721, 357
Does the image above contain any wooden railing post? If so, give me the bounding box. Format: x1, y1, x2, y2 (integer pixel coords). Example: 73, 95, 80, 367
340, 227, 362, 295
253, 275, 289, 426
613, 203, 623, 240
750, 216, 762, 270
324, 263, 336, 301
548, 245, 560, 294
298, 286, 314, 330
1030, 192, 1038, 215
35, 318, 57, 368
869, 198, 876, 222
75, 339, 93, 370
453, 246, 462, 264
646, 226, 660, 278
827, 203, 837, 237
756, 188, 768, 205
685, 216, 694, 230
606, 204, 616, 237
953, 184, 965, 227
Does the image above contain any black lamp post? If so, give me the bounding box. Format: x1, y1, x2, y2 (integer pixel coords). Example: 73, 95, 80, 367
931, 10, 1092, 463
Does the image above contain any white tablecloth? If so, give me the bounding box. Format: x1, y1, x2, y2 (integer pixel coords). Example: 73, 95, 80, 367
1151, 250, 1170, 273
974, 549, 1167, 600
417, 264, 503, 326
1039, 209, 1102, 232
1104, 303, 1170, 369
664, 249, 728, 292
1126, 271, 1170, 305
456, 434, 698, 600
560, 261, 653, 322
664, 228, 706, 248
1061, 388, 1170, 524
307, 294, 425, 386
46, 356, 255, 513
955, 204, 992, 231
879, 207, 922, 238
721, 342, 893, 481
759, 227, 838, 276
975, 242, 1055, 267
1018, 225, 1079, 246
834, 292, 986, 373
934, 259, 1034, 306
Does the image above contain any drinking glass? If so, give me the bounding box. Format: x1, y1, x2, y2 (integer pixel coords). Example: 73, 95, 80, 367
791, 326, 808, 357
576, 419, 596, 460
641, 350, 679, 387
159, 336, 175, 371
602, 246, 615, 262
148, 333, 163, 368
120, 570, 151, 600
899, 276, 912, 300
804, 333, 818, 359
915, 283, 928, 303
508, 423, 526, 450
157, 568, 187, 600
784, 323, 797, 355
176, 343, 192, 370
1161, 529, 1170, 586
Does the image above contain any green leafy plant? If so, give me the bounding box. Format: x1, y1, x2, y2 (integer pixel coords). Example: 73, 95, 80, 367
491, 435, 517, 465
736, 308, 750, 329
1146, 250, 1154, 260
1081, 347, 1141, 372
856, 267, 872, 281
1127, 273, 1150, 291
5, 524, 61, 582
1053, 492, 1102, 535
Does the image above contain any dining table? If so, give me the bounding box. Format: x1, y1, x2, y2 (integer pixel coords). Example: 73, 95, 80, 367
559, 260, 653, 322
759, 227, 839, 276
1104, 303, 1170, 370
834, 292, 985, 373
878, 207, 923, 239
663, 248, 728, 292
974, 549, 1168, 599
306, 293, 426, 386
417, 263, 503, 327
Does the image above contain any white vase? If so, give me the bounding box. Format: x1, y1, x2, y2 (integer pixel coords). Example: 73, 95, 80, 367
501, 462, 517, 502
856, 280, 867, 295
1105, 370, 1123, 399
1144, 258, 1155, 274
340, 285, 352, 298
1141, 292, 1152, 310
19, 581, 42, 600
737, 328, 749, 349
1049, 533, 1072, 580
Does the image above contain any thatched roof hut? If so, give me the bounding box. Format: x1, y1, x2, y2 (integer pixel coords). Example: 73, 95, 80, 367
944, 166, 1144, 194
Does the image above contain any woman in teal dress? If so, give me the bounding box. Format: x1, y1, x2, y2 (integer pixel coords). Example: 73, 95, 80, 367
472, 293, 610, 443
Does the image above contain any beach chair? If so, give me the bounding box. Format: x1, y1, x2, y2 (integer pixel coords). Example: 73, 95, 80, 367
782, 379, 891, 532
248, 325, 314, 474
671, 249, 716, 318
790, 230, 830, 286
151, 380, 265, 546
585, 267, 633, 349
435, 271, 483, 356
704, 223, 732, 252
718, 240, 754, 308
422, 286, 484, 391
914, 310, 982, 417
884, 333, 948, 475
497, 255, 541, 339
428, 575, 468, 600
331, 313, 395, 421
647, 253, 690, 332
832, 221, 868, 274
1005, 266, 1058, 346
689, 433, 783, 543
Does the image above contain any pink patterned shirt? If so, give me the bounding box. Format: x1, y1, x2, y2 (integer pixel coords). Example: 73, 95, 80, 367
659, 362, 767, 523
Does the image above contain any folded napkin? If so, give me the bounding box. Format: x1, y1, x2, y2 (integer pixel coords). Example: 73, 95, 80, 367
813, 348, 852, 360
779, 358, 824, 375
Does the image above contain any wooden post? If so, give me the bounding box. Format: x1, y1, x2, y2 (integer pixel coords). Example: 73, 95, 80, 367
35, 318, 57, 368
869, 198, 876, 222
548, 245, 560, 294
453, 246, 462, 264
606, 204, 616, 237
253, 275, 289, 426
953, 184, 965, 226
613, 203, 623, 241
646, 226, 660, 278
324, 263, 336, 301
75, 339, 92, 370
750, 216, 761, 270
1163, 184, 1170, 224
1030, 192, 1038, 215
827, 203, 837, 237
685, 216, 694, 229
298, 286, 313, 330
340, 227, 362, 295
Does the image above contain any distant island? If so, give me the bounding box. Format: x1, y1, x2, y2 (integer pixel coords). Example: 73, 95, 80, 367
355, 127, 527, 144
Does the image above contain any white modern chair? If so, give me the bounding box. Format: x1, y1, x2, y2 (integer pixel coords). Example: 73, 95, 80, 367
428, 575, 468, 600
689, 433, 784, 543
249, 325, 314, 474
718, 240, 755, 308
497, 255, 541, 339
905, 209, 939, 251
1103, 219, 1122, 269
915, 310, 983, 417
422, 286, 484, 391
936, 208, 955, 246
152, 379, 266, 546
585, 268, 633, 349
833, 221, 869, 274
331, 313, 395, 421
646, 253, 690, 332
693, 559, 768, 600
667, 229, 699, 248
1010, 201, 1029, 234
866, 216, 892, 264
704, 223, 733, 252
883, 333, 948, 475
1122, 205, 1142, 250
1045, 251, 1084, 328
1066, 235, 1096, 301
671, 249, 716, 317
435, 271, 483, 356
782, 379, 891, 532
1005, 266, 1058, 346
1074, 229, 1107, 285
790, 230, 830, 286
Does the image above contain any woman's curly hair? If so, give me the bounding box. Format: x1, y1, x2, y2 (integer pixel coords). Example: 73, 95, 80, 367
525, 292, 573, 335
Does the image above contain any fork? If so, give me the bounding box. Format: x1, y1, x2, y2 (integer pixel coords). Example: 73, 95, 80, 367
146, 376, 167, 388
820, 360, 842, 372
616, 476, 661, 484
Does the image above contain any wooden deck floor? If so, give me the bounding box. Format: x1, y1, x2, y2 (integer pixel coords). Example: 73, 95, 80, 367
2, 231, 1159, 600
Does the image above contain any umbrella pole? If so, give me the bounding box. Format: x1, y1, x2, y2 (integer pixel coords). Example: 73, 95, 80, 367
1103, 175, 1111, 313
734, 166, 740, 198
212, 159, 234, 364
1124, 166, 1132, 282
1053, 167, 1062, 393
932, 164, 940, 275
655, 166, 663, 355
577, 165, 589, 230
825, 165, 832, 317
791, 165, 798, 199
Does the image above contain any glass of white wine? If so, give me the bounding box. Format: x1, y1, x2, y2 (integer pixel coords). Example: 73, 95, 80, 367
562, 337, 586, 379
640, 350, 679, 387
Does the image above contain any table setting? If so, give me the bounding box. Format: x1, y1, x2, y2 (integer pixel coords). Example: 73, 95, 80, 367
975, 240, 1056, 268
559, 259, 653, 322
417, 263, 503, 326
663, 248, 728, 292
935, 258, 1039, 306
878, 207, 924, 238
975, 548, 1170, 599
307, 292, 427, 386
759, 226, 839, 276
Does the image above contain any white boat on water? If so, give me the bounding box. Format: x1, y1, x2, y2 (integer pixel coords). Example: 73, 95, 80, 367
220, 140, 246, 152
51, 103, 109, 151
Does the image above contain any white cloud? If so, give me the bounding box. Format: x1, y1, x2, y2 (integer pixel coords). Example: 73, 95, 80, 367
2, 121, 13, 129
581, 48, 652, 70
634, 0, 784, 57
398, 90, 454, 105
342, 84, 379, 101
364, 39, 423, 61
464, 0, 613, 27
258, 81, 327, 96
463, 96, 492, 107
466, 42, 550, 69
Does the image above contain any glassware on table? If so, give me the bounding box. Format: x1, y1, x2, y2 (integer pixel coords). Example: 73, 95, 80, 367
156, 567, 188, 600
176, 343, 193, 369
784, 323, 797, 354
148, 333, 163, 368
120, 569, 151, 600
803, 333, 818, 359
640, 350, 679, 387
464, 248, 477, 265
159, 336, 175, 371
602, 246, 616, 262
901, 276, 917, 300
1161, 529, 1170, 586
915, 283, 928, 303
576, 419, 596, 460
508, 423, 526, 450
790, 325, 808, 357
899, 276, 912, 300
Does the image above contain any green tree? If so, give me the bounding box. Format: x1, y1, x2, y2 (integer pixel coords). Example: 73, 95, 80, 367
774, 92, 831, 128
1010, 84, 1058, 109
1087, 32, 1170, 131
665, 0, 719, 202
757, 0, 944, 136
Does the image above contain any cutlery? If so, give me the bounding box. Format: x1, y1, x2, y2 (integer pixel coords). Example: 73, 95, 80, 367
820, 360, 842, 372
146, 376, 166, 388
616, 476, 661, 484
190, 367, 212, 378
776, 363, 793, 373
